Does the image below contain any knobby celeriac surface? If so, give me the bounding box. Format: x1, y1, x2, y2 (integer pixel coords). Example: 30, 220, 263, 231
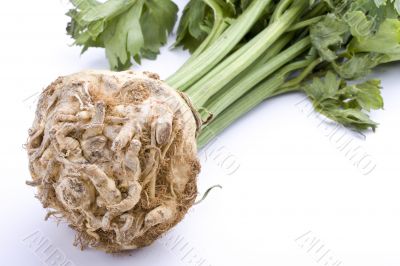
25, 0, 400, 253
26, 70, 200, 252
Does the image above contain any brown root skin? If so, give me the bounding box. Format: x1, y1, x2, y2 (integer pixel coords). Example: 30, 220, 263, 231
26, 70, 201, 252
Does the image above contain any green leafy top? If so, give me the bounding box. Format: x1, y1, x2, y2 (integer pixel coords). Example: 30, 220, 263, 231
310, 0, 400, 77
173, 0, 211, 53
302, 0, 400, 130
67, 0, 178, 70
303, 71, 384, 131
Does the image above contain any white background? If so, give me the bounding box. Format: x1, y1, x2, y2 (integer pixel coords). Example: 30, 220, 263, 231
1, 1, 400, 265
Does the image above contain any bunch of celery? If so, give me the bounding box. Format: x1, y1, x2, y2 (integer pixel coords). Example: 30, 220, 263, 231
67, 0, 400, 147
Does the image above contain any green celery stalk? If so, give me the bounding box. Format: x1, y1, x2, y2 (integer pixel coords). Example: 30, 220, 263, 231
185, 0, 309, 108
166, 0, 272, 90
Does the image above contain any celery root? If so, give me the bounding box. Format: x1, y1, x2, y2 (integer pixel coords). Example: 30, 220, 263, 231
27, 70, 200, 252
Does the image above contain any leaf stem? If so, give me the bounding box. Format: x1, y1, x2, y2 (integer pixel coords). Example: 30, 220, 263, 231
182, 0, 229, 66
186, 0, 309, 108
197, 58, 317, 148
205, 37, 311, 117
287, 16, 323, 32
166, 0, 272, 90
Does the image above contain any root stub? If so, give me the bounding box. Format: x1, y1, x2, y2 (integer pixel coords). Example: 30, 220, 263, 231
26, 70, 201, 252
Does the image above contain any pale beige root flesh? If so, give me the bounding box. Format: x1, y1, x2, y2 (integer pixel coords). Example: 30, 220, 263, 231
26, 70, 201, 252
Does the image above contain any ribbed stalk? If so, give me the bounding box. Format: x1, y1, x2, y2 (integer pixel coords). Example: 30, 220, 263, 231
197, 59, 314, 148
185, 0, 308, 108
166, 0, 272, 90
205, 37, 311, 117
